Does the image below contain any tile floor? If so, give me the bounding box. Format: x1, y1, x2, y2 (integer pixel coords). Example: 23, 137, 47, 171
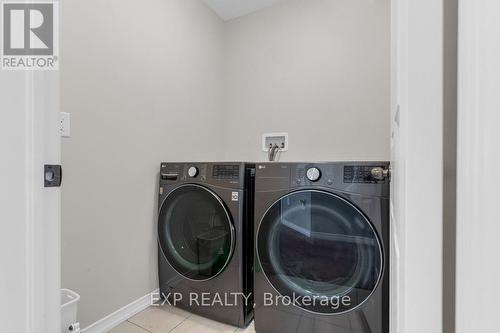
109, 305, 255, 333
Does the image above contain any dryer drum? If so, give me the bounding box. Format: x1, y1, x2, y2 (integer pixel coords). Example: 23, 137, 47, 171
158, 184, 235, 282
257, 190, 383, 315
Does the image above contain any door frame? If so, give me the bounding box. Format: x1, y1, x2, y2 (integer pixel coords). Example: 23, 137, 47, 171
390, 0, 444, 332
0, 29, 61, 333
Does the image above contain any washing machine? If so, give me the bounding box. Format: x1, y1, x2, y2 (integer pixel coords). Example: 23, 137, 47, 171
157, 162, 255, 328
254, 162, 390, 333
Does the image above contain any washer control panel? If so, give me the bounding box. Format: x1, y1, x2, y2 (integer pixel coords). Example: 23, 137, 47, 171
160, 163, 247, 191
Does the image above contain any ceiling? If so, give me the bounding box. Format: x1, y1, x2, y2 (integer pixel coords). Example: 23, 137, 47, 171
202, 0, 291, 21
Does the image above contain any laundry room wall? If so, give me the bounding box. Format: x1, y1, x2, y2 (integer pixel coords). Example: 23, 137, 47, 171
60, 0, 225, 327
222, 0, 391, 162
61, 0, 392, 328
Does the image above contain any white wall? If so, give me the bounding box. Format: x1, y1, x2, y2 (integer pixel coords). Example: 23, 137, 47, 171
456, 1, 500, 332
223, 0, 391, 162
390, 0, 444, 332
61, 0, 225, 327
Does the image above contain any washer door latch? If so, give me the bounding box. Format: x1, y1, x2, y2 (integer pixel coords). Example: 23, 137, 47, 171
44, 165, 62, 187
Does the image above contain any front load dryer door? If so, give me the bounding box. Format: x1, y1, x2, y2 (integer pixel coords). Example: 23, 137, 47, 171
158, 184, 235, 281
257, 190, 383, 315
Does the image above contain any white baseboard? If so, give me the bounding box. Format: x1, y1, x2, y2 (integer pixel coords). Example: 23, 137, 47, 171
83, 289, 159, 333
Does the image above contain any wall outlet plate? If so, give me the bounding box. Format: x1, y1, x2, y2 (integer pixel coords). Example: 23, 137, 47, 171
262, 132, 288, 152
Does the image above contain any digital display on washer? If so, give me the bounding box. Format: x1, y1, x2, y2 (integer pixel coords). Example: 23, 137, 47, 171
213, 165, 240, 179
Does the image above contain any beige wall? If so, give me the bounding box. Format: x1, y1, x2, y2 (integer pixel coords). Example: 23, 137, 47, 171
62, 0, 390, 327
61, 0, 225, 327
223, 0, 390, 162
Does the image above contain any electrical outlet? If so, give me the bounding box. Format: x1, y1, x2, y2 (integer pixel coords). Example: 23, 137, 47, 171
60, 112, 70, 137
262, 133, 288, 151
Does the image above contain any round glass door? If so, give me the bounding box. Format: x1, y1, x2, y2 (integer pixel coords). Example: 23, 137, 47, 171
257, 190, 383, 314
158, 184, 235, 281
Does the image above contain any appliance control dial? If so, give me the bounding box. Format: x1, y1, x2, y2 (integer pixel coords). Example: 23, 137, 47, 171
306, 167, 321, 182
371, 167, 390, 180
188, 166, 199, 178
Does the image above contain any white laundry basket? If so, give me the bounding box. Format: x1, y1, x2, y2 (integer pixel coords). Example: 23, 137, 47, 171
61, 289, 81, 333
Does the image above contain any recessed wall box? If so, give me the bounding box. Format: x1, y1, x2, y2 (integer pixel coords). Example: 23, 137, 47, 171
262, 133, 288, 152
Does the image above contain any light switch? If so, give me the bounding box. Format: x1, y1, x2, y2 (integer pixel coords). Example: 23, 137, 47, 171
60, 112, 70, 137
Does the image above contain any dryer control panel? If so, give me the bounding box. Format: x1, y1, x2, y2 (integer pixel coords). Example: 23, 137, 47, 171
213, 164, 240, 180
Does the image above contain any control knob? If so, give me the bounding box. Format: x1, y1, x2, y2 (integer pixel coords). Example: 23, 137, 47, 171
188, 166, 199, 178
371, 167, 390, 180
306, 167, 321, 182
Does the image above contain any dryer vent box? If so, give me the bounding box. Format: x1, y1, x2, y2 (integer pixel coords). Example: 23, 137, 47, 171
262, 133, 288, 152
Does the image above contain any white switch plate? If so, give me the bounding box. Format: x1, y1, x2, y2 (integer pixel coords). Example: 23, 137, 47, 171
262, 132, 288, 151
60, 112, 70, 137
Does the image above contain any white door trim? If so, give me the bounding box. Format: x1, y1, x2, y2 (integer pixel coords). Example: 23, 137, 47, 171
0, 44, 61, 333
390, 1, 444, 332
31, 69, 62, 333
456, 1, 500, 332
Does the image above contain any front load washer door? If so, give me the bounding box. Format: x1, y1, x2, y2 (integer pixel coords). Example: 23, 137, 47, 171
158, 184, 235, 281
257, 190, 383, 315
